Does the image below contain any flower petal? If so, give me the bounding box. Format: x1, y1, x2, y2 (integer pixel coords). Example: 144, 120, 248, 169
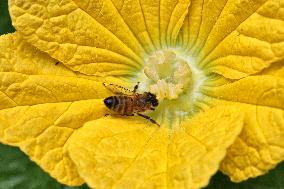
180, 0, 229, 51
67, 117, 163, 189
0, 33, 76, 77
202, 75, 284, 181
181, 0, 284, 79
260, 59, 284, 79
9, 0, 191, 76
178, 0, 203, 49
220, 104, 284, 182
67, 106, 243, 189
9, 0, 143, 76
171, 105, 244, 189
202, 75, 284, 110
159, 0, 191, 47
74, 0, 190, 50
0, 99, 109, 186
0, 33, 111, 109
0, 33, 113, 185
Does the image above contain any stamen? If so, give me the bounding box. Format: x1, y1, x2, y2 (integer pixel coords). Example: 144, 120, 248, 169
136, 49, 206, 129
144, 50, 192, 100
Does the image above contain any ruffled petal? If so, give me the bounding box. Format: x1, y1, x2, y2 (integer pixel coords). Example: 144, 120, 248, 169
9, 0, 191, 76
202, 75, 284, 110
0, 33, 111, 109
168, 105, 244, 189
0, 33, 76, 76
202, 75, 284, 181
221, 104, 284, 182
179, 0, 229, 51
180, 0, 284, 79
0, 33, 113, 185
9, 0, 143, 76
67, 106, 243, 189
0, 99, 109, 185
67, 118, 163, 189
260, 59, 284, 79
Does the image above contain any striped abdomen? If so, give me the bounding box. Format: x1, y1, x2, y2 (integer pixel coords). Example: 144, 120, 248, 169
104, 95, 134, 115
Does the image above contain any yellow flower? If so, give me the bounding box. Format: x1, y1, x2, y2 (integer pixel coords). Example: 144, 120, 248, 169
0, 0, 284, 188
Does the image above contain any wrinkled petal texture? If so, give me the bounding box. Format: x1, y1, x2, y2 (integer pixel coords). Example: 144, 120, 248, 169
9, 0, 191, 76
2, 0, 284, 188
0, 33, 113, 185
0, 32, 245, 188
68, 106, 243, 189
180, 0, 284, 79
202, 75, 284, 182
178, 0, 284, 182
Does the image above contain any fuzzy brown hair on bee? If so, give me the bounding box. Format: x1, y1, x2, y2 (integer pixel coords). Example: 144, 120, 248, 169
103, 82, 159, 126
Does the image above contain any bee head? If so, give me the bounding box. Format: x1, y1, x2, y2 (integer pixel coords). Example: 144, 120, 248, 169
145, 92, 159, 107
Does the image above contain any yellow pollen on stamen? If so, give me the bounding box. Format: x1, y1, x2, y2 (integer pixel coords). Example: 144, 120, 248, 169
144, 50, 193, 100
135, 49, 206, 128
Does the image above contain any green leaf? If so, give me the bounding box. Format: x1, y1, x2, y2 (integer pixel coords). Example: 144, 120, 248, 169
205, 162, 284, 189
0, 0, 15, 34
1, 143, 284, 189
0, 144, 89, 189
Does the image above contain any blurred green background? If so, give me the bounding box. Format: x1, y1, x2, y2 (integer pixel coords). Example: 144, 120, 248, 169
0, 0, 284, 188
0, 0, 14, 34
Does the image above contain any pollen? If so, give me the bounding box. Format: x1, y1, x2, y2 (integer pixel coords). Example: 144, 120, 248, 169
138, 49, 206, 128
144, 50, 193, 100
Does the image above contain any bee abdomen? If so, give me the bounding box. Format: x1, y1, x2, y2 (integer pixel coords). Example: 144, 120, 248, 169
104, 96, 119, 110
104, 96, 131, 115
116, 96, 128, 114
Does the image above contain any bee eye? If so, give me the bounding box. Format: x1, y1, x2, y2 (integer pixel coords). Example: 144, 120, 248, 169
147, 93, 155, 99
152, 100, 158, 107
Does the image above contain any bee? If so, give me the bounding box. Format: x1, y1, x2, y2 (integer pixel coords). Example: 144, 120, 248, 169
103, 82, 160, 126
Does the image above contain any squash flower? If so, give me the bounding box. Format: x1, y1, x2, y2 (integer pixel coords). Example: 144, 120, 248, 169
0, 0, 284, 188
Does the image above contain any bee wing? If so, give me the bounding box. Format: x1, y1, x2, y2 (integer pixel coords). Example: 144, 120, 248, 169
103, 83, 133, 95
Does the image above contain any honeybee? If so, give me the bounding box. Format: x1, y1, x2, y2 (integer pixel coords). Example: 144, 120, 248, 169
103, 82, 160, 126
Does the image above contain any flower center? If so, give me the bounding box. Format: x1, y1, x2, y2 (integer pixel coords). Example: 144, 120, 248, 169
144, 50, 192, 100
137, 49, 206, 129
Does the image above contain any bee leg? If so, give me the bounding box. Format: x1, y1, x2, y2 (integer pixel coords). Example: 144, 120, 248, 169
137, 113, 160, 126
132, 82, 140, 93
125, 114, 134, 116
104, 114, 110, 117
150, 108, 155, 111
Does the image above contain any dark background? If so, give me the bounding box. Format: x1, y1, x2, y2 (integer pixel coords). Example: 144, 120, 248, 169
0, 0, 284, 188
